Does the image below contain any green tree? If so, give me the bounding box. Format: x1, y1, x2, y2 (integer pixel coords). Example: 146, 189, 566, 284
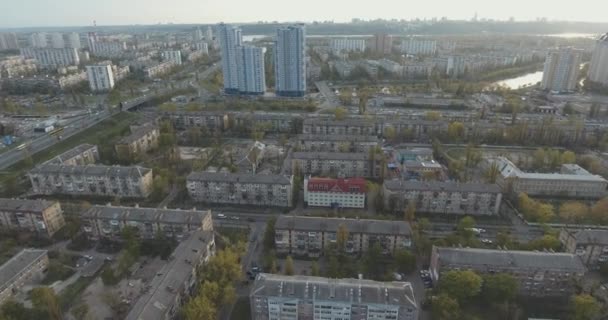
284, 256, 295, 275
0, 299, 34, 320
571, 294, 600, 320
393, 249, 416, 274
457, 216, 476, 239
484, 162, 500, 184
559, 202, 589, 224
333, 107, 348, 120
336, 224, 349, 251
404, 202, 416, 224
561, 150, 576, 164
263, 217, 276, 252
311, 261, 320, 276
482, 273, 518, 303
30, 287, 61, 320
425, 111, 441, 121
447, 122, 465, 141
432, 294, 460, 320
326, 255, 340, 278
184, 296, 216, 320
439, 270, 482, 303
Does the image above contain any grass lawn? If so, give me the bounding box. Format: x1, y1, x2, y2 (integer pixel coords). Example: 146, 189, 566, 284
230, 297, 251, 320
59, 276, 95, 312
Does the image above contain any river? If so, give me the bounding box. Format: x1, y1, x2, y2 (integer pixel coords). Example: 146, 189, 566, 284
492, 71, 543, 89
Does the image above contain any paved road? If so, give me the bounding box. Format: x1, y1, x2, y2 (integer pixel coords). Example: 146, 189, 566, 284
315, 81, 341, 113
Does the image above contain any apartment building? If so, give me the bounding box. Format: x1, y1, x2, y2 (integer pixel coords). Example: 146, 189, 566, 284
88, 40, 127, 58
275, 216, 412, 257
115, 124, 160, 161
541, 47, 583, 93
43, 144, 99, 166
430, 246, 586, 297
490, 157, 607, 199
81, 204, 212, 241
28, 32, 47, 48
370, 33, 393, 54
292, 152, 379, 178
20, 48, 80, 68
233, 112, 302, 134
383, 180, 502, 215
274, 24, 307, 97
0, 33, 19, 50
187, 172, 293, 207
28, 164, 153, 198
302, 118, 378, 136
304, 177, 366, 208
164, 111, 228, 131
330, 38, 366, 52
559, 229, 608, 268
236, 45, 266, 95
143, 61, 175, 78
162, 50, 183, 65
400, 38, 437, 56
216, 23, 242, 94
86, 62, 115, 91
126, 228, 215, 320
588, 33, 608, 86
0, 199, 64, 237
250, 274, 418, 320
296, 134, 379, 153
193, 42, 209, 54
0, 249, 49, 305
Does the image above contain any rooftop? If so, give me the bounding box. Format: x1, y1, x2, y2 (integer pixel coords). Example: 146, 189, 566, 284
82, 205, 210, 225
0, 249, 47, 292
568, 229, 608, 245
434, 246, 585, 272
0, 198, 57, 212
275, 216, 411, 236
30, 164, 151, 178
251, 273, 417, 308
384, 180, 501, 194
43, 144, 97, 165
492, 157, 607, 182
292, 152, 368, 161
126, 229, 213, 320
297, 134, 379, 143
187, 172, 292, 185
117, 124, 158, 145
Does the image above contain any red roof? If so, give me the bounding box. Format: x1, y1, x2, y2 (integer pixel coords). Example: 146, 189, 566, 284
307, 177, 367, 194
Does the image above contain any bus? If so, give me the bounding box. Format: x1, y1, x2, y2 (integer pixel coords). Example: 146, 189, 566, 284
16, 143, 27, 151
48, 127, 64, 136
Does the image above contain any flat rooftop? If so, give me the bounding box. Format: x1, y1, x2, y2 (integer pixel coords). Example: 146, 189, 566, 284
187, 172, 292, 185
0, 198, 56, 213
0, 249, 47, 292
384, 180, 501, 194
297, 134, 379, 143
82, 205, 210, 225
251, 273, 417, 308
276, 216, 411, 236
30, 164, 151, 178
292, 152, 368, 161
117, 124, 158, 144
434, 246, 585, 272
43, 143, 97, 165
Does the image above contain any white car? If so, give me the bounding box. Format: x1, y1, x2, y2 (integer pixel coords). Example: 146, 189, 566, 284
217, 213, 226, 219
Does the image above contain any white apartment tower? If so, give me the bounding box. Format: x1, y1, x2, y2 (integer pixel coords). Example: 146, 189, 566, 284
236, 46, 266, 95
162, 50, 183, 65
50, 33, 65, 48
205, 26, 213, 42
541, 47, 582, 93
401, 37, 437, 55
86, 63, 115, 92
588, 33, 608, 86
274, 24, 306, 97
66, 32, 81, 49
0, 33, 19, 50
216, 23, 242, 94
330, 38, 366, 52
29, 33, 47, 48
193, 28, 204, 42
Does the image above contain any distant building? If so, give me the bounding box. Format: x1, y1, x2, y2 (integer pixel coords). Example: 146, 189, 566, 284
541, 47, 582, 93
275, 216, 411, 257
0, 33, 19, 50
115, 124, 160, 161
296, 134, 379, 153
236, 45, 266, 95
81, 204, 213, 241
274, 24, 306, 97
187, 172, 293, 207
193, 27, 204, 42
43, 143, 99, 166
192, 42, 209, 54
250, 273, 418, 320
0, 249, 48, 305
304, 177, 366, 208
50, 33, 65, 48
430, 246, 586, 297
86, 62, 115, 92
205, 26, 213, 42
0, 199, 64, 237
29, 32, 47, 48
143, 61, 175, 78
87, 34, 127, 57
330, 38, 366, 52
163, 111, 228, 131
400, 38, 437, 55
302, 118, 378, 136
383, 180, 502, 215
489, 157, 607, 199
20, 47, 79, 68
28, 164, 153, 198
216, 23, 242, 94
291, 152, 380, 178
162, 50, 183, 65
559, 229, 608, 268
125, 228, 215, 320
370, 33, 393, 54
588, 33, 608, 86
66, 32, 81, 49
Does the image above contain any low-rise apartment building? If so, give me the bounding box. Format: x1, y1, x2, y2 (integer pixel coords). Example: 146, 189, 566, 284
274, 216, 412, 257
291, 152, 380, 178
302, 118, 378, 136
0, 199, 64, 237
430, 246, 586, 297
233, 112, 302, 134
304, 177, 366, 208
164, 111, 228, 131
383, 180, 502, 215
43, 143, 99, 166
115, 124, 160, 161
187, 172, 293, 207
28, 164, 153, 198
143, 61, 175, 78
296, 134, 379, 153
559, 229, 608, 268
490, 157, 607, 199
81, 204, 212, 241
125, 228, 215, 320
250, 274, 418, 320
0, 249, 49, 304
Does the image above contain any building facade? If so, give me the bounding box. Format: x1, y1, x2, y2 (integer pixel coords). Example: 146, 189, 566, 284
302, 118, 378, 136
43, 144, 99, 166
21, 47, 80, 68
296, 134, 379, 153
0, 199, 64, 237
541, 47, 583, 93
304, 177, 366, 208
0, 33, 19, 50
164, 111, 228, 131
588, 33, 608, 86
0, 249, 49, 305
275, 216, 412, 257
236, 45, 266, 95
66, 32, 81, 49
162, 50, 183, 65
216, 23, 243, 94
28, 164, 153, 198
143, 61, 175, 78
400, 38, 437, 56
383, 180, 502, 215
292, 152, 379, 178
86, 63, 115, 91
81, 204, 212, 241
330, 38, 366, 52
370, 33, 393, 54
559, 229, 608, 268
251, 274, 418, 320
430, 246, 586, 297
187, 172, 293, 207
115, 124, 160, 161
274, 24, 306, 97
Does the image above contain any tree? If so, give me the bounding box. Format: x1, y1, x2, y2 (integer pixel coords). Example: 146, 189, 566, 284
0, 299, 34, 320
527, 234, 561, 251
590, 197, 608, 224
457, 216, 476, 239
404, 202, 416, 224
425, 111, 441, 121
263, 217, 276, 252
384, 126, 397, 142
393, 249, 416, 274
482, 273, 518, 303
447, 122, 465, 141
432, 294, 460, 320
532, 148, 546, 170
334, 107, 348, 120
571, 294, 600, 320
326, 255, 340, 278
284, 256, 295, 275
561, 150, 576, 164
336, 224, 349, 251
30, 287, 61, 320
439, 270, 482, 303
484, 162, 500, 184
311, 261, 320, 276
559, 202, 589, 224
184, 296, 216, 320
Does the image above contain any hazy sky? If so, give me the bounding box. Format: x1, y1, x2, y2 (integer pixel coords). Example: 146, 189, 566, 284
0, 0, 606, 28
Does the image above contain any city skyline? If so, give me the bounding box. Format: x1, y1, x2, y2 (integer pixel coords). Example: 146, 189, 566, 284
0, 0, 607, 28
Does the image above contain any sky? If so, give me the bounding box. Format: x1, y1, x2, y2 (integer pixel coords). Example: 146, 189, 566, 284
0, 0, 606, 28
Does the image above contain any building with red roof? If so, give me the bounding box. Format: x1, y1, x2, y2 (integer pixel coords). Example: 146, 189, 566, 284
304, 176, 367, 208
